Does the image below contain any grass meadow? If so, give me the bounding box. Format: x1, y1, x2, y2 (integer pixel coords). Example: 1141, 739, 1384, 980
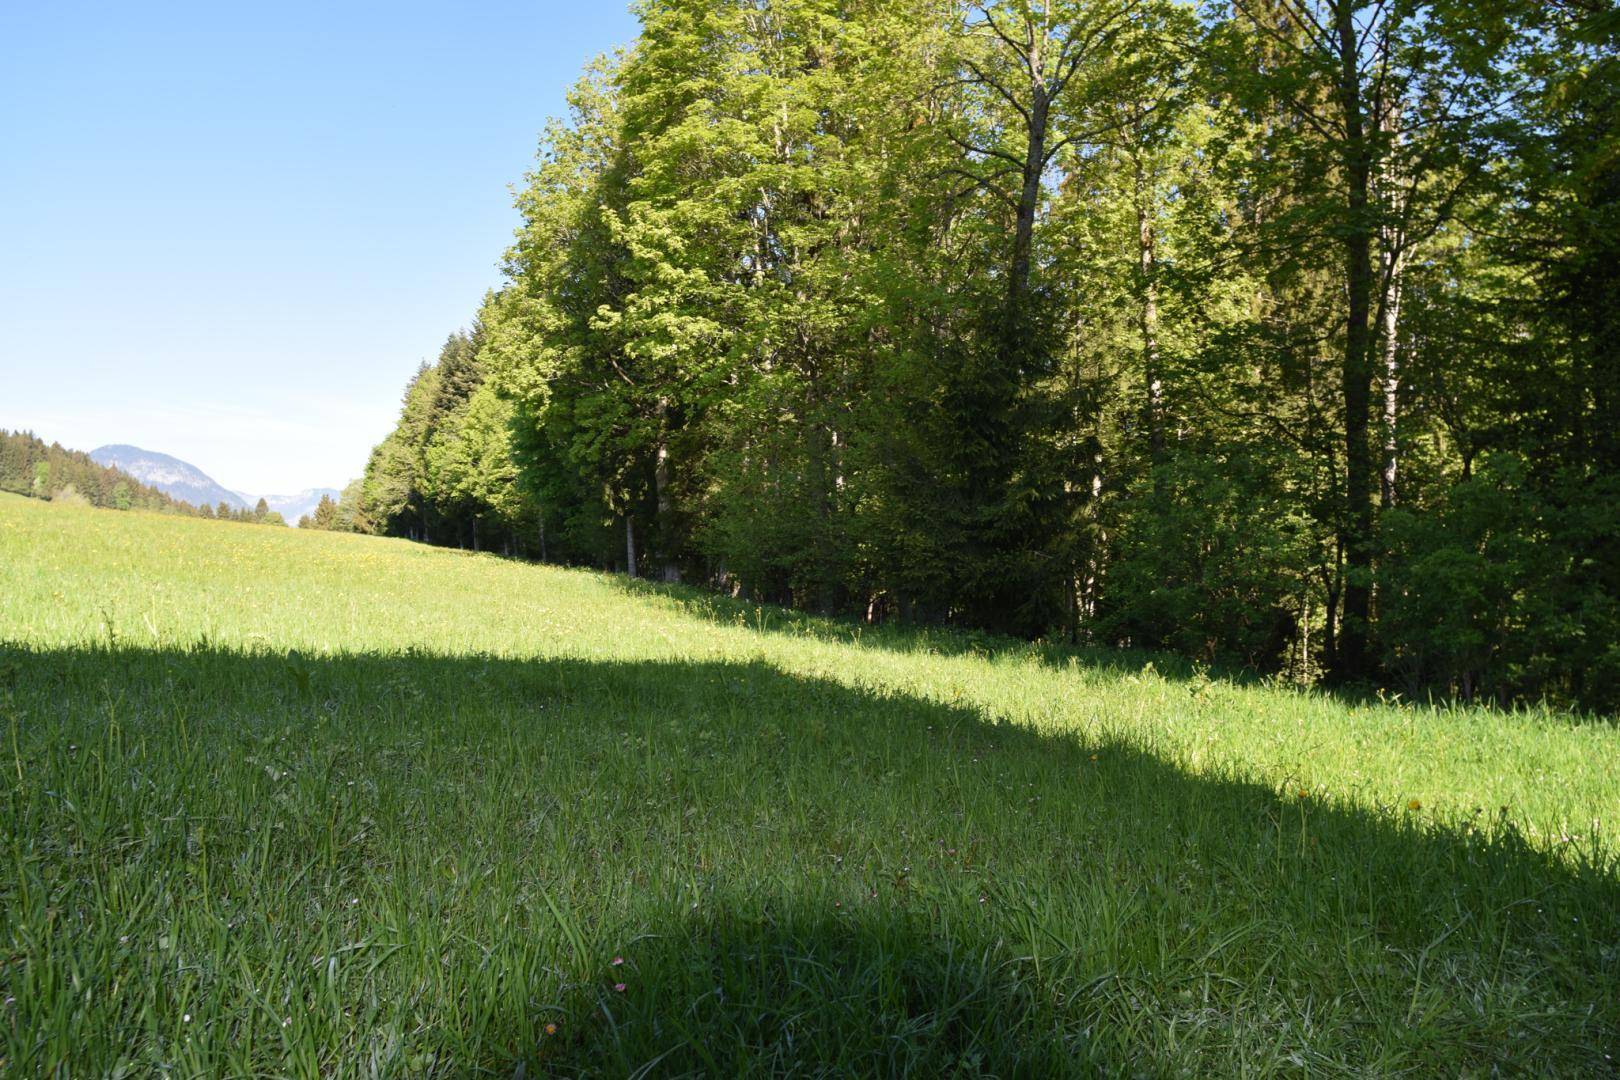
1, 491, 1617, 1076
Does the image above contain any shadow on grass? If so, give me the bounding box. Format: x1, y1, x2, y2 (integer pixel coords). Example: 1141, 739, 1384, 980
2, 642, 1616, 1075
603, 574, 1386, 711
606, 573, 1199, 674
604, 576, 1620, 727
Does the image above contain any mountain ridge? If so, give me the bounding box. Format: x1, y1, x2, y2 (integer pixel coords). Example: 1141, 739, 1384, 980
89, 444, 338, 525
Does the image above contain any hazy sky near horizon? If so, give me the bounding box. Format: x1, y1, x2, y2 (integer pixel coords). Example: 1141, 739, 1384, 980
0, 2, 638, 496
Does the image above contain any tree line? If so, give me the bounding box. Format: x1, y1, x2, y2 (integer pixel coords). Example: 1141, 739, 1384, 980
346, 0, 1619, 712
0, 430, 287, 525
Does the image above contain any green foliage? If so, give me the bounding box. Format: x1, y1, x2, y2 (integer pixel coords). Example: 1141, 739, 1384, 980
50, 483, 89, 507
0, 430, 208, 518
361, 328, 542, 555
1380, 456, 1545, 703
310, 494, 340, 530
350, 1, 1616, 711
1100, 451, 1315, 673
1382, 457, 1620, 711
332, 477, 370, 534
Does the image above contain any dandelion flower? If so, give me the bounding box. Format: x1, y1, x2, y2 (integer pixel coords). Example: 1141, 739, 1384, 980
1407, 798, 1422, 811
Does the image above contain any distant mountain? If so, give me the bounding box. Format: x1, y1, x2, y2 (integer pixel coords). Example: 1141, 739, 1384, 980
0, 430, 201, 515
262, 489, 341, 525
89, 445, 339, 524
91, 445, 249, 511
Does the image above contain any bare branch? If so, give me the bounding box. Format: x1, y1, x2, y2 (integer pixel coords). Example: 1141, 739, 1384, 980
1050, 0, 1145, 101
1043, 101, 1165, 165
974, 6, 1036, 78
945, 128, 1028, 169
960, 57, 1033, 124
1272, 0, 1339, 57
944, 165, 1022, 211
1231, 0, 1335, 70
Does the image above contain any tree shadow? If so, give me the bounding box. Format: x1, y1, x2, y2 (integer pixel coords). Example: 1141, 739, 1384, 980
604, 575, 1620, 726
613, 574, 1216, 665
605, 575, 1331, 693
3, 642, 1616, 1075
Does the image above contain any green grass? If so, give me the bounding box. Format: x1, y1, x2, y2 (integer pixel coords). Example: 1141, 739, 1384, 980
2, 491, 1616, 1076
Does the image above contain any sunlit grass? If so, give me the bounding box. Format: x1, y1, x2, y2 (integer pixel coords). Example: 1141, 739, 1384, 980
2, 492, 1616, 1075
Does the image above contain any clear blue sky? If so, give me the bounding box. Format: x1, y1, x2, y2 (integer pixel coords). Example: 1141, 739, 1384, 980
0, 1, 638, 496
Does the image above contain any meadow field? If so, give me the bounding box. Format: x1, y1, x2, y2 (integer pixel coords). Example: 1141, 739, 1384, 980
1, 491, 1616, 1076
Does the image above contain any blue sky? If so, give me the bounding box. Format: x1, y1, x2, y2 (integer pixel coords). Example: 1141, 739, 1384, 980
0, 1, 638, 496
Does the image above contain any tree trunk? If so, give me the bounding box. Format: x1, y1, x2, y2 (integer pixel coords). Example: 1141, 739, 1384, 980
1080, 458, 1106, 623
654, 401, 679, 582
1298, 591, 1311, 681
625, 514, 638, 579
1007, 34, 1050, 352
1379, 257, 1404, 509
1134, 145, 1164, 460
1009, 95, 1049, 320
1377, 107, 1408, 512
537, 509, 548, 563
1322, 583, 1338, 672
1332, 0, 1377, 683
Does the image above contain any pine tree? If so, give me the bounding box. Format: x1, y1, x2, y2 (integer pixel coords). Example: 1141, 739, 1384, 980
311, 495, 341, 531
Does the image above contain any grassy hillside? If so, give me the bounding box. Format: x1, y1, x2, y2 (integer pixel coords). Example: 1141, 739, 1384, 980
2, 491, 1616, 1075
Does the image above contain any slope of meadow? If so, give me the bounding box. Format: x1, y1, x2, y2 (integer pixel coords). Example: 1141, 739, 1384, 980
2, 492, 1616, 1075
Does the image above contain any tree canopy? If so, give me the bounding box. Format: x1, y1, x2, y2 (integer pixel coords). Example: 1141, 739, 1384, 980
355, 0, 1620, 712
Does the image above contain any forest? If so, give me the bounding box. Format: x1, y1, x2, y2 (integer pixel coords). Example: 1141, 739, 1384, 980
343, 0, 1619, 713
0, 430, 287, 525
